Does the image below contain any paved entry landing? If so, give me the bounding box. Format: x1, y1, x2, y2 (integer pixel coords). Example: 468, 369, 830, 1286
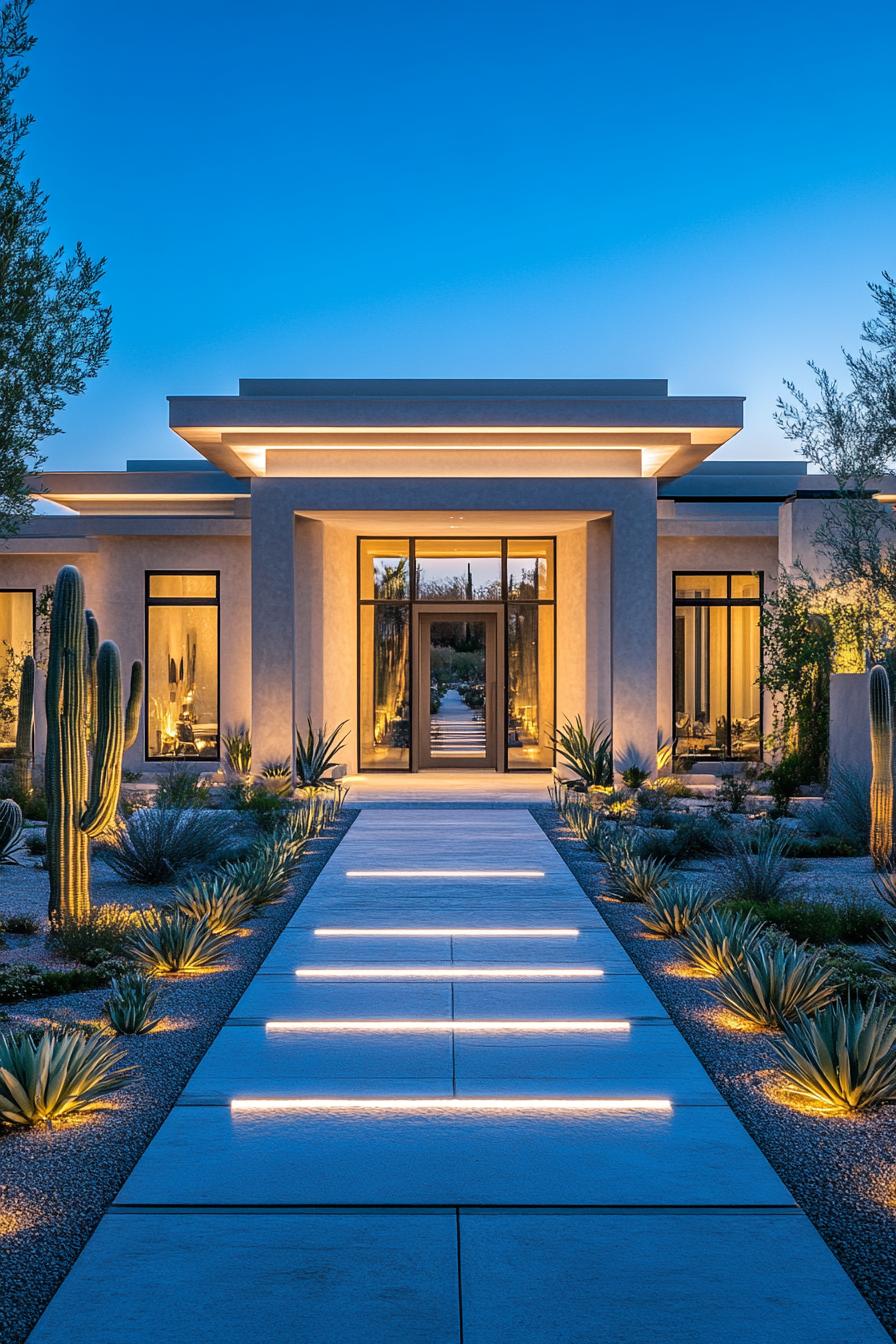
30, 810, 887, 1343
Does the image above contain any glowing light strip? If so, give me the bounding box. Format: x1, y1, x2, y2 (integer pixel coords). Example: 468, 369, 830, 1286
231, 1097, 672, 1113
313, 927, 579, 937
345, 869, 545, 879
265, 1018, 630, 1033
294, 967, 604, 980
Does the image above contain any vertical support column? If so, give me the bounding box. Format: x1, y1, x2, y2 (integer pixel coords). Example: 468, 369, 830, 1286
250, 482, 296, 768
610, 483, 658, 778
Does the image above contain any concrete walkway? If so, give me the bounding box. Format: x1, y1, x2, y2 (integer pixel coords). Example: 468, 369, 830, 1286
31, 809, 888, 1342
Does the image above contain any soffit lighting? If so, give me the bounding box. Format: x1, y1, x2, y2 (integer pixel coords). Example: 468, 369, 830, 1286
264, 1019, 630, 1033
294, 967, 604, 980
230, 1097, 672, 1113
312, 927, 579, 937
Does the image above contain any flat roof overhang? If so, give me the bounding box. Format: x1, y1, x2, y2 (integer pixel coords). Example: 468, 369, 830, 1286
167, 388, 744, 480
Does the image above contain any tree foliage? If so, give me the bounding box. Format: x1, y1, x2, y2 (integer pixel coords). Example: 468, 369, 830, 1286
760, 571, 834, 781
0, 0, 111, 537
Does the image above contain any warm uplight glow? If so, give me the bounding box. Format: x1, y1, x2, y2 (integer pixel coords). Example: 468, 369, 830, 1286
294, 967, 604, 979
313, 927, 579, 937
345, 869, 545, 878
265, 1018, 630, 1033
230, 1096, 672, 1113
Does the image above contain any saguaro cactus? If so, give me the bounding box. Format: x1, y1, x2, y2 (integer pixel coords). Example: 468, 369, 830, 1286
13, 654, 34, 795
45, 566, 143, 920
869, 664, 894, 868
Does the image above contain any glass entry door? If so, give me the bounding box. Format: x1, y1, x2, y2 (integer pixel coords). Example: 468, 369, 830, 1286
416, 611, 499, 769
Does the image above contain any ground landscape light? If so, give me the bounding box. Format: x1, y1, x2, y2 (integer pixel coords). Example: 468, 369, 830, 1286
313, 927, 580, 937
293, 967, 605, 979
344, 869, 545, 878
230, 1097, 672, 1114
264, 1019, 631, 1033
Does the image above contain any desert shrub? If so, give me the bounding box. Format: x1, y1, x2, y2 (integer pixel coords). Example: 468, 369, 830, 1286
782, 833, 863, 859
102, 807, 238, 884
127, 910, 231, 974
603, 851, 673, 903
652, 775, 690, 799
709, 942, 837, 1028
637, 883, 716, 937
770, 997, 896, 1112
104, 972, 163, 1035
155, 763, 210, 809
170, 874, 257, 935
0, 960, 131, 1004
662, 813, 729, 860
680, 908, 766, 976
0, 1028, 133, 1126
715, 825, 795, 905
621, 765, 649, 790
721, 897, 885, 947
819, 943, 896, 1004
0, 912, 40, 935
47, 903, 139, 963
762, 753, 805, 817
24, 831, 47, 857
802, 765, 870, 853
717, 773, 751, 814
232, 785, 288, 833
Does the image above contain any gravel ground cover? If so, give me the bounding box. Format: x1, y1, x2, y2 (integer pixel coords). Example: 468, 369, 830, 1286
531, 803, 896, 1341
0, 809, 357, 1344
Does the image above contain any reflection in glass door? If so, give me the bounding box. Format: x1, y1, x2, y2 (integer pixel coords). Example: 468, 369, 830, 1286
417, 613, 498, 769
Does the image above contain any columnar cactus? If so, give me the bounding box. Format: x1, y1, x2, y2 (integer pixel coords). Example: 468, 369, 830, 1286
869, 664, 894, 868
13, 654, 34, 795
45, 566, 144, 920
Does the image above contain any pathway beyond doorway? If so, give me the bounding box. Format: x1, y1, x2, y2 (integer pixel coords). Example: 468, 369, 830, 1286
29, 809, 887, 1343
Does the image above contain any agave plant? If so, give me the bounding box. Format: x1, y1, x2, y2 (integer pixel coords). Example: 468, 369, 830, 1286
170, 874, 257, 935
126, 910, 231, 974
680, 908, 766, 977
709, 942, 837, 1029
260, 759, 292, 796
0, 1028, 133, 1126
294, 719, 349, 788
549, 717, 613, 788
770, 997, 896, 1112
221, 843, 296, 908
0, 797, 24, 864
872, 863, 896, 910
716, 824, 795, 905
603, 851, 673, 903
874, 916, 896, 971
637, 883, 716, 938
222, 725, 252, 776
104, 971, 164, 1035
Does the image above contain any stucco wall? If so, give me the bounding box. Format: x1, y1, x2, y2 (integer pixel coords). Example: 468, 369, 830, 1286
829, 672, 871, 779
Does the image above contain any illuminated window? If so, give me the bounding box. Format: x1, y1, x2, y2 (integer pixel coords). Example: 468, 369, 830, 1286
145, 572, 219, 759
0, 591, 34, 760
673, 573, 762, 767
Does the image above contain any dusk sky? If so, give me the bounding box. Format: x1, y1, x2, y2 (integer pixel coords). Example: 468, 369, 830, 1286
28, 0, 896, 470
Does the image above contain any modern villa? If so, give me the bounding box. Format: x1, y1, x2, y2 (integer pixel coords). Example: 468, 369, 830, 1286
0, 378, 833, 779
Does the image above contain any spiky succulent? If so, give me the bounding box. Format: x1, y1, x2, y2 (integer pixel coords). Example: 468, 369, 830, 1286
709, 942, 837, 1029
126, 910, 231, 974
770, 997, 896, 1112
679, 908, 766, 977
104, 972, 164, 1034
716, 824, 795, 905
0, 1028, 133, 1126
221, 843, 296, 908
170, 874, 257, 935
872, 864, 896, 910
295, 718, 349, 788
637, 883, 716, 937
0, 798, 24, 864
260, 760, 292, 796
602, 851, 672, 903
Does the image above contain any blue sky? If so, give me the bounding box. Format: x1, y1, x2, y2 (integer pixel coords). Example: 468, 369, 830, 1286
26, 0, 896, 469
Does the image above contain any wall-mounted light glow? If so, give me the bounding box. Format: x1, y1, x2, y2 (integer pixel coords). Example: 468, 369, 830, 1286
231, 1096, 672, 1113
294, 967, 604, 980
265, 1018, 630, 1033
313, 927, 579, 938
345, 869, 545, 879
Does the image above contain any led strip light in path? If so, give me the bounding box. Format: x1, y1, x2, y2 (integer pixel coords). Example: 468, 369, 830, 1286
231, 1097, 672, 1114
265, 1018, 630, 1033
345, 869, 545, 879
294, 967, 605, 980
313, 927, 580, 937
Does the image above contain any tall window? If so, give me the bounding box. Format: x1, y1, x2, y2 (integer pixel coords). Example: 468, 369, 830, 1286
0, 590, 34, 760
146, 573, 219, 759
673, 573, 762, 768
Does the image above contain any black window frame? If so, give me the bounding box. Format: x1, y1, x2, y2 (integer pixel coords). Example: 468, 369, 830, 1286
357, 537, 557, 772
0, 588, 36, 761
672, 570, 763, 767
144, 570, 221, 762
